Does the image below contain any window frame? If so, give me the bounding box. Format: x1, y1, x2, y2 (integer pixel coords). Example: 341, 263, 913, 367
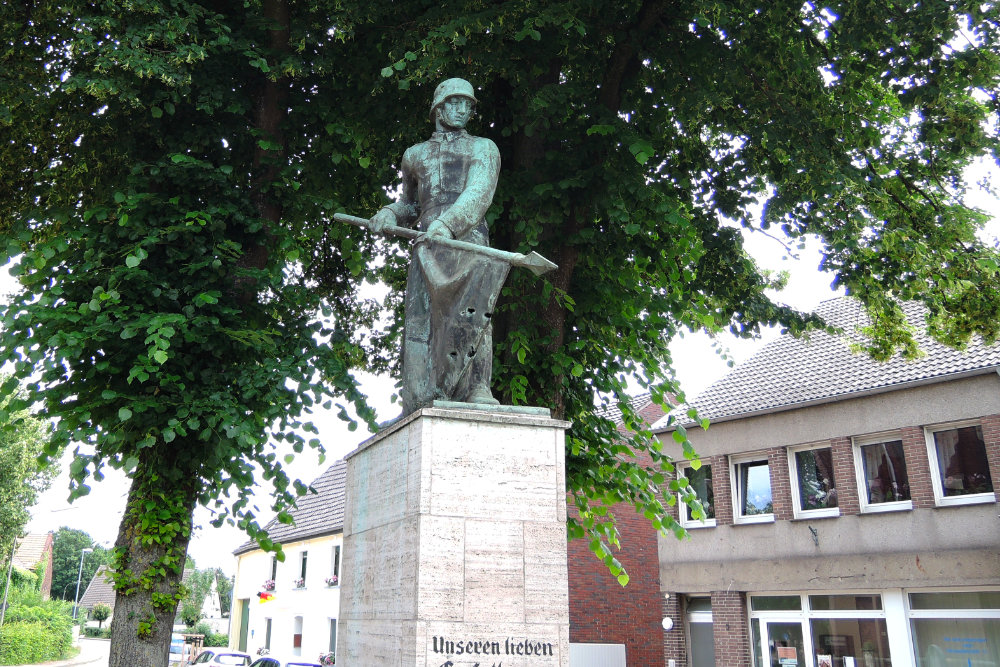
924, 420, 995, 507
678, 463, 716, 529
299, 550, 308, 586
788, 443, 840, 519
852, 432, 913, 514
730, 454, 775, 525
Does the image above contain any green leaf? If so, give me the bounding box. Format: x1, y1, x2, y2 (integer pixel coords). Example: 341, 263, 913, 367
119, 408, 133, 422
153, 350, 169, 364
150, 106, 163, 118
126, 255, 141, 268
380, 66, 393, 78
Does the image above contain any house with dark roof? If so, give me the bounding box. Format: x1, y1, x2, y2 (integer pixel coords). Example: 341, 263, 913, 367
78, 564, 115, 622
11, 532, 54, 599
229, 459, 345, 660
653, 297, 1000, 667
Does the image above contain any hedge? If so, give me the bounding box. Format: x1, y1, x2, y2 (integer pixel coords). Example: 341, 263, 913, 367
0, 621, 68, 665
0, 597, 75, 665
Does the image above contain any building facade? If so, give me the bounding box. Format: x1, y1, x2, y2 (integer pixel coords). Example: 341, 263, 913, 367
231, 460, 345, 661
567, 394, 671, 667
655, 299, 1000, 667
12, 532, 54, 599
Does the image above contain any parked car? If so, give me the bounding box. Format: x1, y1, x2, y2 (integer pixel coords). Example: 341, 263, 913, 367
248, 658, 322, 667
187, 649, 253, 665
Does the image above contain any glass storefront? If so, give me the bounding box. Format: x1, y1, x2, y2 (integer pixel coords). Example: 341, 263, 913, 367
909, 592, 1000, 666
746, 590, 1000, 667
750, 594, 891, 667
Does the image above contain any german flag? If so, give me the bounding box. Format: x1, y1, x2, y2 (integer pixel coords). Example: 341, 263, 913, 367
257, 591, 275, 603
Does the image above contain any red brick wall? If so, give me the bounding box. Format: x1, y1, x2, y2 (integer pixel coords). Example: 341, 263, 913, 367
900, 425, 935, 508
830, 437, 861, 515
712, 591, 751, 667
568, 398, 668, 666
981, 414, 1000, 503
767, 448, 794, 521
567, 497, 666, 666
710, 455, 735, 526
661, 594, 685, 666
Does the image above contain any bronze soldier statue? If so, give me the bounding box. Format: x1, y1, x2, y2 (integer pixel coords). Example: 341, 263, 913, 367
368, 78, 507, 415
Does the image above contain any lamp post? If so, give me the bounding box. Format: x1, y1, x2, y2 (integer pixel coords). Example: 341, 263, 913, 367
72, 548, 93, 620
0, 537, 20, 630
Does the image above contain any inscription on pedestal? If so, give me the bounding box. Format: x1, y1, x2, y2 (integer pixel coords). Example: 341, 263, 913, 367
431, 635, 556, 660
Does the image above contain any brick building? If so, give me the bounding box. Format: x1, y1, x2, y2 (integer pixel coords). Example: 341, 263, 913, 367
654, 298, 1000, 667
12, 532, 54, 599
567, 394, 670, 666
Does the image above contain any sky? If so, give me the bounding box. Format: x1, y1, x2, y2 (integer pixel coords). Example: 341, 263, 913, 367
10, 160, 1000, 575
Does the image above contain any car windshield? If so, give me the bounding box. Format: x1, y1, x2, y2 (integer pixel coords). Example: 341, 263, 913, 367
215, 656, 250, 666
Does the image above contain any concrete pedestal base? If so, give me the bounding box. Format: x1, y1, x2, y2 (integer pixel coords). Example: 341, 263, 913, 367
338, 404, 571, 667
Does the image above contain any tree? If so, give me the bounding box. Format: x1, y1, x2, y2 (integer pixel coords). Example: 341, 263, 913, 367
2, 0, 998, 662
215, 570, 234, 617
50, 528, 111, 603
91, 602, 112, 629
0, 380, 55, 566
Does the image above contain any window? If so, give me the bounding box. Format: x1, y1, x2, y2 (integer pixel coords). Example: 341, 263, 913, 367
789, 445, 839, 518
749, 594, 893, 667
332, 545, 341, 581
731, 456, 773, 523
329, 618, 338, 653
853, 435, 911, 512
297, 551, 308, 587
908, 590, 1000, 665
264, 618, 272, 650
679, 464, 716, 528
293, 615, 304, 656
686, 598, 715, 667
925, 422, 994, 506
270, 555, 277, 581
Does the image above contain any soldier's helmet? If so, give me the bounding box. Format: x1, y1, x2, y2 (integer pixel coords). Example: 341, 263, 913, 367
429, 78, 477, 121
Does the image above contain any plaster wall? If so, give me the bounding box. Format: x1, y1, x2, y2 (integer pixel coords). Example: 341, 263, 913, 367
232, 533, 343, 659
657, 374, 1000, 592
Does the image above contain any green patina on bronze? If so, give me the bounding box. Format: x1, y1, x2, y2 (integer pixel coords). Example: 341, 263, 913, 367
360, 78, 555, 416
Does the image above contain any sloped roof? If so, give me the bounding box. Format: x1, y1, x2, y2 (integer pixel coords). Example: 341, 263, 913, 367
78, 565, 115, 610
234, 459, 346, 556
596, 392, 671, 433
12, 533, 51, 571
656, 297, 1000, 428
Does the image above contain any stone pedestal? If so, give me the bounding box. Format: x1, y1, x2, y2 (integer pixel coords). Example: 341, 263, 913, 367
338, 404, 571, 667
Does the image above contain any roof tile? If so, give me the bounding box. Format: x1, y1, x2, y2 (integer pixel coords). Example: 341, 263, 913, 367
234, 459, 346, 555
658, 297, 1000, 427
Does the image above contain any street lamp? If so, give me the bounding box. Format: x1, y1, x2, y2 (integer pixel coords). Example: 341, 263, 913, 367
72, 548, 93, 620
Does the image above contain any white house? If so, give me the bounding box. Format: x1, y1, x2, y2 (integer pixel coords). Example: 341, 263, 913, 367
230, 460, 345, 661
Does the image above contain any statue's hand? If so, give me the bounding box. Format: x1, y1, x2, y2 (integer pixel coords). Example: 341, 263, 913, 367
369, 209, 396, 233
425, 219, 454, 240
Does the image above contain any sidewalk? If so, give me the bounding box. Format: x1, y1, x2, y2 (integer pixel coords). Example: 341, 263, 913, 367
9, 638, 109, 667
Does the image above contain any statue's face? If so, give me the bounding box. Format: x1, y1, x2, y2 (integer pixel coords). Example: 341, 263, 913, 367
438, 95, 474, 130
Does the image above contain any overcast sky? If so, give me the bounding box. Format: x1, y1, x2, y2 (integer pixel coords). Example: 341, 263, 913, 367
11, 159, 999, 574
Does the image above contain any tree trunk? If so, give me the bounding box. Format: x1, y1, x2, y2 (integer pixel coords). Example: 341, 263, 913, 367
108, 455, 198, 667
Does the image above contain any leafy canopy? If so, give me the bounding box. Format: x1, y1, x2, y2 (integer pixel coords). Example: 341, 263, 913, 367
1, 0, 998, 624
49, 528, 111, 602
0, 382, 55, 555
